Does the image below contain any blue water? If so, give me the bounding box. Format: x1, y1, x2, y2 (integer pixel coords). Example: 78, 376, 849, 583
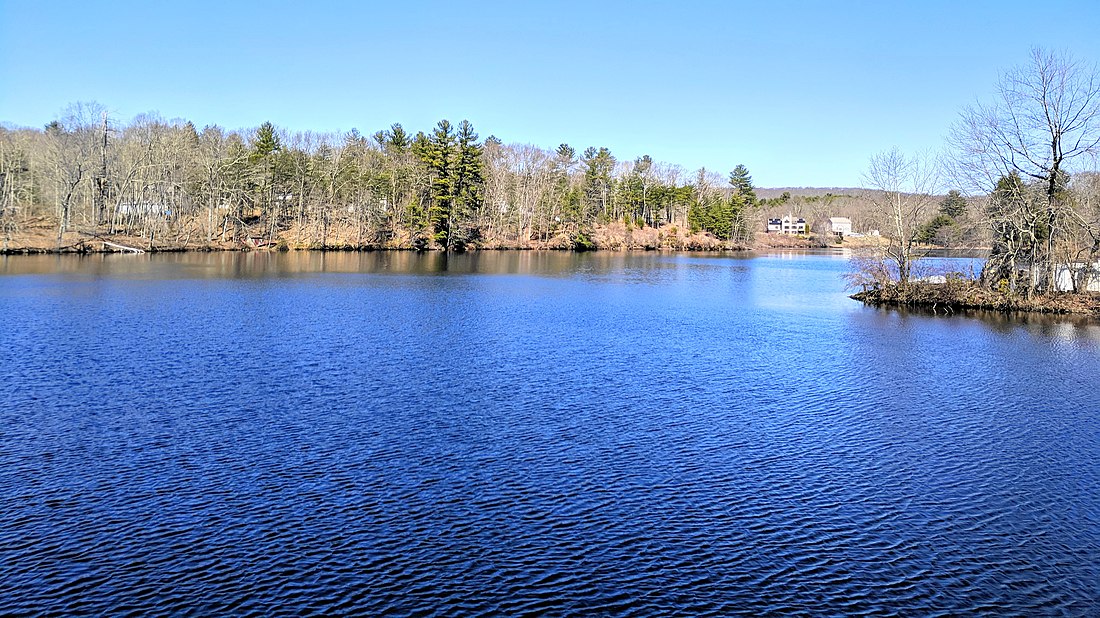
1, 251, 1098, 615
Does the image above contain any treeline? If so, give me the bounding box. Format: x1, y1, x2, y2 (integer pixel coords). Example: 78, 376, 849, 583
0, 103, 761, 251
979, 170, 1100, 295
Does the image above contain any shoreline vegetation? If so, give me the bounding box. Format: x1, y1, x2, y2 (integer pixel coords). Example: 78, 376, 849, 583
851, 281, 1100, 316
0, 217, 827, 255
2, 109, 772, 260
0, 222, 751, 254
845, 49, 1100, 319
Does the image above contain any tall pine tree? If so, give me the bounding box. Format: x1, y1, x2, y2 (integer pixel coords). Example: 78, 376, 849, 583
423, 120, 457, 248
451, 120, 484, 250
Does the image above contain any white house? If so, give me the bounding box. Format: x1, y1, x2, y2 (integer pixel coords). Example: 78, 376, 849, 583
117, 202, 171, 216
767, 214, 806, 235
825, 217, 852, 238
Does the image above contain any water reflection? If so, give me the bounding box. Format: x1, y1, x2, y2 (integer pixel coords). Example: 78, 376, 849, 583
4, 251, 1097, 337
865, 304, 1100, 343
1, 250, 752, 279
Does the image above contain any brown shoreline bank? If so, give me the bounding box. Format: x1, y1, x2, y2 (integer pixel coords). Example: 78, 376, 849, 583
1, 222, 825, 255
852, 283, 1100, 316
0, 239, 756, 255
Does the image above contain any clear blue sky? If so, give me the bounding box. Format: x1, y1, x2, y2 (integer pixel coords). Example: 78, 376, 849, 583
2, 0, 1098, 188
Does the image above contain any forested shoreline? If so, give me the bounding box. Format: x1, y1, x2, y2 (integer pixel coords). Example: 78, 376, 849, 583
5, 50, 1100, 318
1, 105, 766, 254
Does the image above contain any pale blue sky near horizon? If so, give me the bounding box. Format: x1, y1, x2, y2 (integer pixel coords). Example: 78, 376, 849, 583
2, 0, 1099, 188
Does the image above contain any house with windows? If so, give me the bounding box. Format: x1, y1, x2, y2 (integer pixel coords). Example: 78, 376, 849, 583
766, 214, 806, 235
117, 202, 171, 216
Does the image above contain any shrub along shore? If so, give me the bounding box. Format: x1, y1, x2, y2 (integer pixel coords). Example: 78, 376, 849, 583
0, 219, 823, 255
851, 281, 1100, 316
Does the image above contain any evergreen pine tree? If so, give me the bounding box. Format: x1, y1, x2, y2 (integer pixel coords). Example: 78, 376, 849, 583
423, 120, 457, 247
452, 120, 484, 249
939, 190, 967, 219
251, 122, 281, 160
581, 147, 614, 222
728, 164, 757, 206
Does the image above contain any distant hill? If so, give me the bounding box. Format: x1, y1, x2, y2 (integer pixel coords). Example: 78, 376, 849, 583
755, 187, 868, 199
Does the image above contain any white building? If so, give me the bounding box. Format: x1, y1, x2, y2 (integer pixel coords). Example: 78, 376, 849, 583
1043, 262, 1100, 292
825, 217, 852, 238
117, 202, 171, 216
766, 215, 806, 235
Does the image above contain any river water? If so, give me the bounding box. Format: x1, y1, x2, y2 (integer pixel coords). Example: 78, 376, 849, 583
1, 251, 1098, 615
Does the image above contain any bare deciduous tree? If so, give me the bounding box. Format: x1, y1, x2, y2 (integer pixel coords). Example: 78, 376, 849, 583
863, 148, 939, 286
951, 48, 1100, 294
42, 103, 106, 247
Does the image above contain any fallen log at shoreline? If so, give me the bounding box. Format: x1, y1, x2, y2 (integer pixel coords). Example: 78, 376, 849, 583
102, 241, 145, 254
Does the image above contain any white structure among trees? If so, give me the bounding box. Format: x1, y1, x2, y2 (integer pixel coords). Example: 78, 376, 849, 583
823, 217, 852, 238
766, 214, 806, 235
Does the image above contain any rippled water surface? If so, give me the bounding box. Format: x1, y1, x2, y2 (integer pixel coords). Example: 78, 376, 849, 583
2, 251, 1099, 616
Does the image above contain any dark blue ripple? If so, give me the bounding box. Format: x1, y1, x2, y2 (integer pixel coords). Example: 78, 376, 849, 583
1, 251, 1099, 616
